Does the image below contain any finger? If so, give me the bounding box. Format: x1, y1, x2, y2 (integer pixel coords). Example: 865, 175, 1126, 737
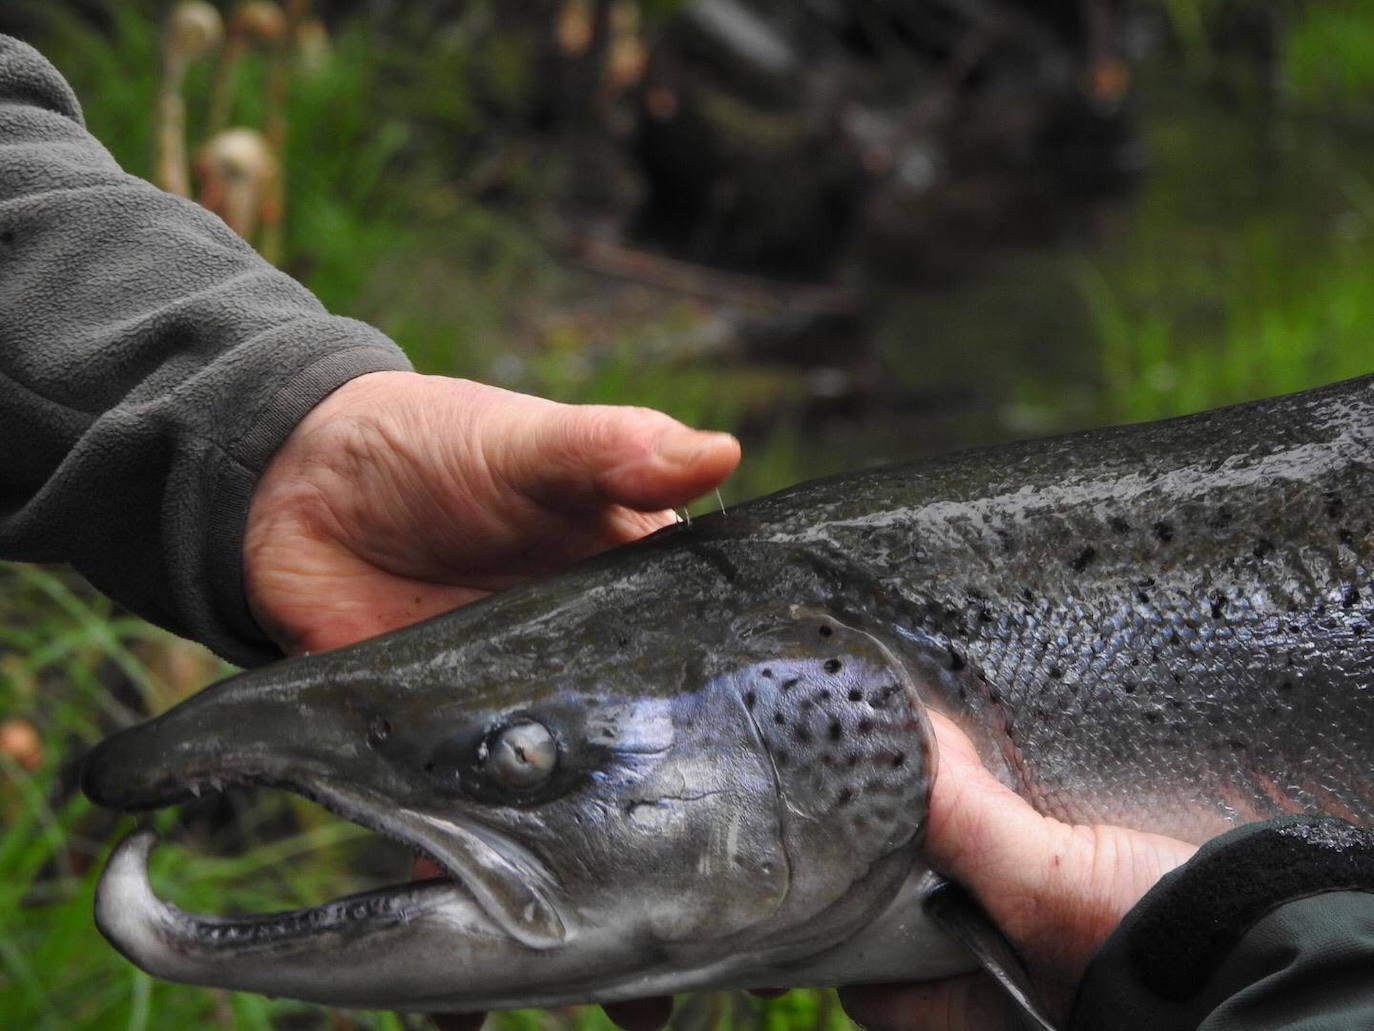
838, 974, 1016, 1031
488, 397, 741, 512
920, 711, 1196, 986
601, 996, 674, 1031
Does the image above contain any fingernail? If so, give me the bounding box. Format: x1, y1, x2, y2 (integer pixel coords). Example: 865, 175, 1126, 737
655, 429, 734, 467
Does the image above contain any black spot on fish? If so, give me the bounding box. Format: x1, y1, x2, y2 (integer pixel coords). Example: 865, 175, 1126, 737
1228, 738, 1247, 751
761, 668, 773, 679
848, 688, 863, 702
1123, 681, 1136, 694
1279, 679, 1294, 693
1253, 539, 1274, 559
978, 608, 993, 624
615, 633, 629, 649
1154, 521, 1174, 544
836, 788, 853, 807
858, 718, 874, 735
367, 717, 391, 747
1326, 492, 1345, 521
1048, 665, 1063, 680
947, 650, 965, 672
773, 712, 786, 725
871, 684, 900, 707
1343, 584, 1360, 608
892, 751, 907, 768
1071, 547, 1096, 572
1210, 595, 1227, 619
744, 690, 757, 710
793, 725, 812, 744
824, 658, 842, 674
818, 625, 833, 638
782, 678, 799, 691
829, 720, 843, 742
1108, 515, 1130, 535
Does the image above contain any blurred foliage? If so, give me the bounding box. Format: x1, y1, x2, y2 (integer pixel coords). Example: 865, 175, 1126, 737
5, 0, 1374, 1029
1283, 2, 1374, 112
1082, 34, 1374, 421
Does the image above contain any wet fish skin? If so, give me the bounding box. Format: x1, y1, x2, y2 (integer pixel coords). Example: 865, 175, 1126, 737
742, 373, 1374, 839
82, 374, 1374, 1010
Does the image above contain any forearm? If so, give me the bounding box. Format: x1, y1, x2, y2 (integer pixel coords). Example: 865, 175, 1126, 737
1072, 815, 1374, 1030
0, 35, 411, 665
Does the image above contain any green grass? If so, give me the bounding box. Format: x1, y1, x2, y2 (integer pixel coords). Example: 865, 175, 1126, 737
1284, 2, 1374, 113
1080, 51, 1374, 422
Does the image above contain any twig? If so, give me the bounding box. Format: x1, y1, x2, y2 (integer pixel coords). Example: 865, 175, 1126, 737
559, 227, 854, 314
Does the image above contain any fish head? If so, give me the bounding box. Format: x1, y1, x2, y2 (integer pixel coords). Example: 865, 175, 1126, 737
82, 529, 936, 1009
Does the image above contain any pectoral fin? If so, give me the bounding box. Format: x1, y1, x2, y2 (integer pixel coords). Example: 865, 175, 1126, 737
922, 880, 1059, 1031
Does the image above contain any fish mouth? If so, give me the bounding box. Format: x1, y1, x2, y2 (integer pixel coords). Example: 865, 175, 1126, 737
89, 765, 567, 951
88, 762, 579, 1012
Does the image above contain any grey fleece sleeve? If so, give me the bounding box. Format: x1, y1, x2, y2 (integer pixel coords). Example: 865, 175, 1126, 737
0, 35, 413, 667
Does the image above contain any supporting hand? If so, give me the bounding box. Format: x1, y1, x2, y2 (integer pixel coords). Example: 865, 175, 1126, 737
243, 371, 740, 655
839, 712, 1197, 1031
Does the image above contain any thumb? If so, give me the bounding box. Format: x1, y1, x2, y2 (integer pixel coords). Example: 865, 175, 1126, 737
479, 394, 741, 512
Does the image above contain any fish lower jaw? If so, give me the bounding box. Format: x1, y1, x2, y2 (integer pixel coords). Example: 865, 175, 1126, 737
94, 828, 512, 993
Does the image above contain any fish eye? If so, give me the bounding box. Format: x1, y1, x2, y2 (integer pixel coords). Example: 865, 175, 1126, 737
485, 720, 557, 789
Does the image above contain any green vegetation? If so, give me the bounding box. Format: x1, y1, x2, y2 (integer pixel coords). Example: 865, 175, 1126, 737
1284, 2, 1374, 113
5, 0, 1374, 1028
1083, 59, 1374, 422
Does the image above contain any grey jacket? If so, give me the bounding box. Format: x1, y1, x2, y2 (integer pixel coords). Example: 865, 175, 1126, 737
0, 35, 411, 667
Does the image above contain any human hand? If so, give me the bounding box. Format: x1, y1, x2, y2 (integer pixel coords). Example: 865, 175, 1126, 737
245, 372, 736, 1031
244, 371, 740, 655
839, 711, 1197, 1030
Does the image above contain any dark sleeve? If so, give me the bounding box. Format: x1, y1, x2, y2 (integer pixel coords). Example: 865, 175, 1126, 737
1071, 815, 1374, 1031
0, 35, 414, 667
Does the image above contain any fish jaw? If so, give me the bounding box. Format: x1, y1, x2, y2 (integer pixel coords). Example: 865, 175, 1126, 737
94, 827, 631, 1011
97, 830, 974, 1012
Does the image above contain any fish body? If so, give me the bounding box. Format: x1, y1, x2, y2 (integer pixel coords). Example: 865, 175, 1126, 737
82, 375, 1374, 1010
